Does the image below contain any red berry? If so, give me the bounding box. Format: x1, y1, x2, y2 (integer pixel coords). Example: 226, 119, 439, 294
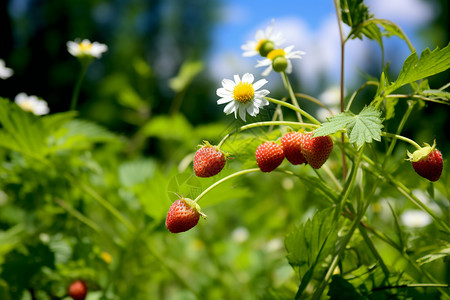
301, 132, 333, 169
193, 143, 226, 177
255, 142, 285, 172
411, 149, 443, 182
68, 280, 87, 300
281, 132, 306, 165
166, 198, 204, 233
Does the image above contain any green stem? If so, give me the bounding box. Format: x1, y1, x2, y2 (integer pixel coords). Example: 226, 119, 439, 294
265, 97, 321, 125
70, 61, 89, 110
373, 283, 449, 291
56, 199, 102, 233
381, 132, 421, 150
382, 101, 416, 168
345, 81, 379, 112
193, 168, 260, 203
217, 121, 317, 149
66, 175, 135, 232
294, 93, 334, 114
281, 71, 303, 122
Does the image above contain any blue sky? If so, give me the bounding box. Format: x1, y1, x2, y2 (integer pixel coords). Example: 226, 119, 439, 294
208, 0, 438, 94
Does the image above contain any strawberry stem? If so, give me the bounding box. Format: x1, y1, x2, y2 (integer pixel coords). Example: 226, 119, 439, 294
265, 97, 321, 125
193, 168, 260, 203
381, 132, 421, 150
217, 121, 317, 149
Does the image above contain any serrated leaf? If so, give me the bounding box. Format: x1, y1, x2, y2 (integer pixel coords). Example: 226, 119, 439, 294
313, 112, 355, 136
285, 207, 339, 296
314, 107, 383, 149
386, 43, 450, 94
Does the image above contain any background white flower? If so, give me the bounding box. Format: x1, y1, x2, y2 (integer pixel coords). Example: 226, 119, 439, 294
67, 39, 108, 58
216, 73, 270, 121
241, 20, 285, 57
0, 59, 14, 79
14, 93, 50, 116
401, 209, 432, 228
256, 45, 305, 76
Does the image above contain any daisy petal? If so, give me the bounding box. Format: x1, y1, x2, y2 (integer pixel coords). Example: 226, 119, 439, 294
252, 79, 268, 90
242, 73, 254, 84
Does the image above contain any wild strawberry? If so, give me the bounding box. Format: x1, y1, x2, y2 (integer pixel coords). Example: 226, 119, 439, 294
68, 280, 87, 300
301, 132, 333, 169
281, 132, 306, 165
255, 142, 285, 172
193, 141, 226, 177
407, 142, 443, 182
166, 198, 206, 233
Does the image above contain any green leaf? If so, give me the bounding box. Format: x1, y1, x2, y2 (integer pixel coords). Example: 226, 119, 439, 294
118, 158, 157, 187
169, 60, 204, 92
416, 246, 450, 265
328, 275, 362, 300
386, 43, 450, 94
285, 207, 339, 296
314, 106, 383, 149
0, 97, 48, 157
141, 114, 193, 141
385, 97, 399, 120
340, 0, 371, 34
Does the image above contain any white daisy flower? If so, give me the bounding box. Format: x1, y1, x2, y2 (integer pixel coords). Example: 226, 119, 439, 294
401, 209, 432, 228
0, 59, 13, 79
67, 39, 108, 59
14, 93, 49, 116
216, 73, 270, 122
241, 20, 285, 57
256, 45, 305, 77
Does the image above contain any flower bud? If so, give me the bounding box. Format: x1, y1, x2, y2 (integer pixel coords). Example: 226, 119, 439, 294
258, 40, 275, 57
272, 55, 288, 73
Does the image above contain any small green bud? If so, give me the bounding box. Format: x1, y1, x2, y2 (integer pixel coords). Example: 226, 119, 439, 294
272, 55, 288, 73
258, 41, 275, 57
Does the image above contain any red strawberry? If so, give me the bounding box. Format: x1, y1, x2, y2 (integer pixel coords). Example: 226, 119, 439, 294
281, 132, 307, 165
301, 132, 333, 169
194, 142, 226, 177
255, 142, 285, 172
166, 198, 205, 233
408, 142, 443, 182
68, 280, 87, 300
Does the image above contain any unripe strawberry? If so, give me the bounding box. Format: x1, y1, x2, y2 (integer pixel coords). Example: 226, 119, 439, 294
68, 280, 87, 300
255, 142, 285, 172
166, 198, 205, 233
281, 132, 306, 165
193, 142, 226, 177
407, 142, 443, 182
301, 132, 333, 169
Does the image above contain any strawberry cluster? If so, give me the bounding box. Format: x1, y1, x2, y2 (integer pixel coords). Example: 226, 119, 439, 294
256, 131, 333, 172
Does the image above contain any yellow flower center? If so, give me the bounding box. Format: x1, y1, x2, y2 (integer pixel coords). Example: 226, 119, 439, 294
233, 82, 254, 103
255, 39, 268, 51
79, 41, 93, 52
267, 49, 286, 61
20, 101, 34, 112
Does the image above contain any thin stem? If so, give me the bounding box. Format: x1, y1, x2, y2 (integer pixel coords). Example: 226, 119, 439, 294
193, 168, 260, 203
281, 72, 303, 122
381, 132, 421, 150
382, 101, 416, 168
265, 97, 321, 125
56, 199, 102, 233
294, 93, 334, 114
372, 283, 449, 291
66, 175, 135, 232
70, 61, 89, 110
345, 81, 379, 112
334, 0, 348, 180
217, 121, 317, 149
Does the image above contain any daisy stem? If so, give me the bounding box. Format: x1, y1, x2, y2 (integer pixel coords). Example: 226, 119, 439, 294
70, 60, 89, 110
265, 96, 321, 125
193, 168, 260, 204
217, 121, 317, 149
381, 132, 421, 150
281, 71, 302, 122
